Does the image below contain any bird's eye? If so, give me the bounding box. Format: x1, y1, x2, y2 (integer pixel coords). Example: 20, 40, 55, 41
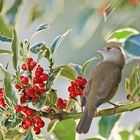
107, 47, 111, 51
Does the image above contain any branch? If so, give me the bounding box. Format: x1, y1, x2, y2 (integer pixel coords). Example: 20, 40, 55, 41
42, 101, 140, 120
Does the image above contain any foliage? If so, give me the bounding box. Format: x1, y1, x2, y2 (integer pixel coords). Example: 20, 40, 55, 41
0, 0, 140, 140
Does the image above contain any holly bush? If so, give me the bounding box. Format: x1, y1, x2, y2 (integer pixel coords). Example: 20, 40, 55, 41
1, 0, 140, 140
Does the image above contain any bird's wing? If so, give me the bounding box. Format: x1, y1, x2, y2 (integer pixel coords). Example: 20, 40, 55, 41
86, 62, 121, 114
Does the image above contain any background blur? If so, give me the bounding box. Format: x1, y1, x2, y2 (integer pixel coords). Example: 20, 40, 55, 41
1, 0, 140, 139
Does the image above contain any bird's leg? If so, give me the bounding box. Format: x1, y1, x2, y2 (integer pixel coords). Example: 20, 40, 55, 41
108, 101, 120, 107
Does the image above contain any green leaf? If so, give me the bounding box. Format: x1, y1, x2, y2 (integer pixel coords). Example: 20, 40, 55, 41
99, 115, 120, 138
12, 28, 18, 70
0, 50, 11, 54
47, 119, 58, 132
50, 30, 71, 54
30, 43, 52, 62
119, 130, 130, 140
0, 129, 4, 140
55, 64, 77, 81
47, 89, 57, 104
81, 56, 100, 76
0, 0, 4, 12
35, 23, 49, 32
0, 15, 12, 37
134, 134, 140, 140
4, 71, 17, 107
6, 0, 22, 24
70, 63, 82, 75
1, 126, 27, 140
46, 68, 62, 91
0, 35, 11, 42
105, 28, 139, 42
123, 34, 140, 58
66, 98, 76, 112
53, 119, 76, 140
1, 114, 21, 128
129, 65, 140, 99
24, 131, 34, 140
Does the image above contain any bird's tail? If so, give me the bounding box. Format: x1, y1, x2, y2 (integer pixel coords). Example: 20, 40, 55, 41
76, 105, 97, 134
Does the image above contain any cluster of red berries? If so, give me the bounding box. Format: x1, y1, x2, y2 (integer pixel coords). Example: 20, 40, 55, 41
15, 105, 45, 134
57, 98, 67, 109
68, 76, 87, 99
15, 57, 49, 105
128, 0, 139, 6
0, 88, 6, 108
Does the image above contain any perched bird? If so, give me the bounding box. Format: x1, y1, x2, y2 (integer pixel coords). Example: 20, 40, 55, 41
76, 43, 126, 134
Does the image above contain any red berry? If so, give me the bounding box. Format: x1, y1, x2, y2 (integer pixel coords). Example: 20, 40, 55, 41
21, 64, 27, 70
68, 86, 74, 92
32, 96, 38, 104
20, 95, 27, 104
39, 82, 45, 88
33, 85, 39, 93
70, 91, 77, 98
26, 109, 35, 116
15, 84, 21, 90
33, 116, 41, 123
22, 106, 29, 113
27, 57, 33, 63
126, 94, 132, 100
34, 127, 41, 135
21, 76, 29, 85
22, 123, 29, 130
29, 61, 36, 70
57, 98, 63, 107
36, 67, 44, 74
23, 118, 32, 126
15, 105, 22, 112
129, 0, 138, 5
71, 81, 77, 86
0, 88, 3, 93
37, 120, 45, 128
38, 88, 45, 95
25, 87, 34, 97
35, 72, 41, 77
40, 73, 49, 81
33, 77, 39, 84
82, 79, 87, 85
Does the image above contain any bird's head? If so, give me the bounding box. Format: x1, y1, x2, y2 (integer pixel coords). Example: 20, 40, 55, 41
97, 43, 126, 69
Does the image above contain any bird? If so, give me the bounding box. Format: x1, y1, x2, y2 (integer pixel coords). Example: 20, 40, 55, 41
76, 42, 126, 134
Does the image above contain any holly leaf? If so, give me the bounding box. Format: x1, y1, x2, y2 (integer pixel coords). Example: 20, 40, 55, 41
70, 63, 82, 75
99, 115, 121, 138
123, 34, 140, 58
119, 129, 130, 140
53, 119, 76, 140
0, 15, 12, 37
35, 23, 49, 32
6, 0, 22, 24
81, 56, 100, 76
4, 71, 17, 107
1, 126, 27, 140
55, 64, 77, 81
105, 28, 139, 43
0, 50, 11, 54
24, 131, 34, 140
46, 68, 62, 91
30, 43, 52, 62
50, 30, 71, 54
47, 119, 58, 132
12, 28, 18, 71
0, 35, 11, 42
66, 98, 76, 112
46, 89, 57, 105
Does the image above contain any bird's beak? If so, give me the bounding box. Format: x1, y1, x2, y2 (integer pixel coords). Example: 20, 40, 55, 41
96, 49, 105, 54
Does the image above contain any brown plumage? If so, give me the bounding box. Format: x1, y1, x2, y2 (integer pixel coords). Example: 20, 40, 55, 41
76, 43, 126, 134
